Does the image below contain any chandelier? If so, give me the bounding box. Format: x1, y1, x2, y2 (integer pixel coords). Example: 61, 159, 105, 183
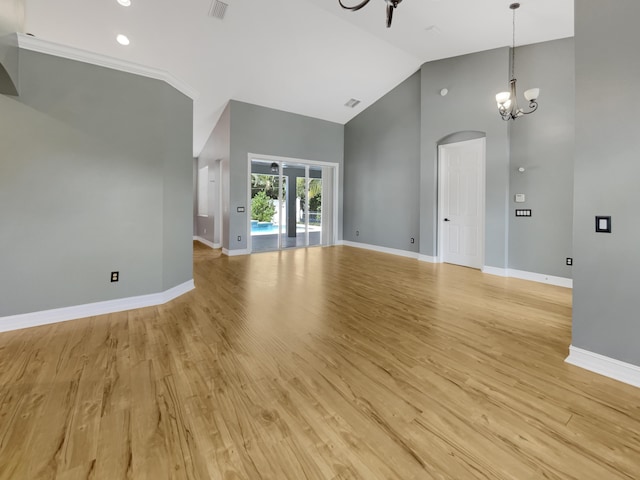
338, 0, 402, 28
496, 3, 539, 121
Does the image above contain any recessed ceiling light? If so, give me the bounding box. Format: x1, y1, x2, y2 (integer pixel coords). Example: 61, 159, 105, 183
117, 0, 131, 6
116, 34, 130, 46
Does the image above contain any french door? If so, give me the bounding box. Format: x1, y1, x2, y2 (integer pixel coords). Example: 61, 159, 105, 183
249, 156, 337, 253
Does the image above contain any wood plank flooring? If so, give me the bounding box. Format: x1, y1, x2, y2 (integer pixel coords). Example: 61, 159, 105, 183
0, 242, 639, 479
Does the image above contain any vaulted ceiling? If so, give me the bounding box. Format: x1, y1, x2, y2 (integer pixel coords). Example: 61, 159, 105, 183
23, 0, 573, 156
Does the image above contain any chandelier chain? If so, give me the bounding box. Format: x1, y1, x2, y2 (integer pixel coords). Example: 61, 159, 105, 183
511, 6, 516, 80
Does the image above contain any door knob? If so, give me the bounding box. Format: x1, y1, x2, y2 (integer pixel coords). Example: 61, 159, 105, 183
444, 218, 450, 222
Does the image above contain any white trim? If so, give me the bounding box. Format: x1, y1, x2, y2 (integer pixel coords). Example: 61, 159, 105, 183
222, 248, 250, 257
193, 236, 220, 249
418, 254, 439, 263
247, 153, 340, 253
438, 137, 486, 269
16, 33, 198, 100
566, 346, 640, 389
508, 268, 573, 288
482, 266, 509, 277
341, 241, 418, 259
248, 152, 340, 168
0, 280, 195, 333
482, 266, 572, 288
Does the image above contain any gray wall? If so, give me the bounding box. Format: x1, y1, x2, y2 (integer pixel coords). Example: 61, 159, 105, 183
421, 48, 510, 267
197, 102, 230, 247
0, 0, 22, 35
0, 0, 22, 95
161, 83, 194, 290
509, 38, 574, 277
343, 71, 421, 251
573, 0, 640, 365
343, 40, 574, 277
227, 100, 344, 252
0, 49, 193, 317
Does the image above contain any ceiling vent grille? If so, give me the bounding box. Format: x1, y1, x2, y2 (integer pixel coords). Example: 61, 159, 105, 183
345, 98, 361, 108
209, 0, 228, 20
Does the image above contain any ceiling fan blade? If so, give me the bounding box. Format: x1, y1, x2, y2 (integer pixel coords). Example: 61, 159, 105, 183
386, 3, 394, 27
338, 0, 372, 12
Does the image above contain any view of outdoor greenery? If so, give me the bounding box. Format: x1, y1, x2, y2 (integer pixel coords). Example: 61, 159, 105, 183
250, 173, 321, 225
250, 190, 276, 222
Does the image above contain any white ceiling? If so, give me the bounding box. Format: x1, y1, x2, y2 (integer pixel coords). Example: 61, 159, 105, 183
23, 0, 573, 157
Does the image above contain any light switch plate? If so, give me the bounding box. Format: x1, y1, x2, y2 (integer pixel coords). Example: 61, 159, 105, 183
595, 216, 611, 233
515, 193, 526, 203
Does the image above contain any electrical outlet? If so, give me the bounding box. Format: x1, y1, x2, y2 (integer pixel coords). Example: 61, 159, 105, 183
566, 257, 573, 266
111, 271, 119, 282
204, 228, 207, 234
237, 235, 242, 242
410, 237, 415, 244
356, 230, 359, 236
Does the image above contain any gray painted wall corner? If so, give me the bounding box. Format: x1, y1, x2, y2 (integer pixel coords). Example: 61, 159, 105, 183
343, 71, 421, 252
228, 100, 344, 253
508, 38, 574, 278
197, 101, 230, 249
0, 49, 193, 317
573, 0, 640, 366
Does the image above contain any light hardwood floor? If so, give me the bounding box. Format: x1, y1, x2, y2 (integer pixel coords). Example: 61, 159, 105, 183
1, 242, 639, 479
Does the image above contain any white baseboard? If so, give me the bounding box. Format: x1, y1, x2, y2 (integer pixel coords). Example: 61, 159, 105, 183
418, 254, 439, 263
509, 268, 572, 288
193, 236, 221, 249
222, 248, 250, 257
566, 345, 640, 389
0, 279, 195, 334
341, 241, 418, 259
481, 266, 508, 277
482, 266, 572, 288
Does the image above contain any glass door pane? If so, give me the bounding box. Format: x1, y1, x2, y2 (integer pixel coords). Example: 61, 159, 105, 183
250, 159, 280, 253
280, 162, 307, 249
250, 158, 335, 252
308, 166, 322, 247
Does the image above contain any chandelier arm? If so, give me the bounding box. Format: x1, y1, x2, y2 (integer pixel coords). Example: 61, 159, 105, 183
520, 101, 539, 115
338, 0, 372, 12
386, 3, 394, 27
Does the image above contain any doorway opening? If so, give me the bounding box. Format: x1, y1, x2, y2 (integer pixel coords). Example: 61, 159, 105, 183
437, 137, 486, 269
247, 155, 338, 253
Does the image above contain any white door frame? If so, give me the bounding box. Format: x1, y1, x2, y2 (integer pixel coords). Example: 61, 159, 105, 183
437, 137, 486, 267
247, 153, 340, 253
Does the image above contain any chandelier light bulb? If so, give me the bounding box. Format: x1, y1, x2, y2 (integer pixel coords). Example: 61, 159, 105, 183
524, 88, 540, 102
496, 92, 511, 106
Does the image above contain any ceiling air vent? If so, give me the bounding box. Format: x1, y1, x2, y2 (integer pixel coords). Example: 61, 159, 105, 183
345, 98, 361, 108
209, 0, 228, 20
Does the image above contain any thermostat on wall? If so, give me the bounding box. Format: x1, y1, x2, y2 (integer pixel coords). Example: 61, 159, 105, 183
515, 193, 526, 203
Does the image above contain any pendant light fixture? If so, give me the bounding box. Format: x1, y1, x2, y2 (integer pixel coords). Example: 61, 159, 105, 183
338, 0, 402, 28
496, 3, 539, 120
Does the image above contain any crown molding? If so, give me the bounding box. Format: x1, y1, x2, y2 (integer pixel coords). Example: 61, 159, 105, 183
16, 33, 198, 100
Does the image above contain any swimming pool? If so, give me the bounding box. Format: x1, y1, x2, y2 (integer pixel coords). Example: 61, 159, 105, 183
251, 221, 320, 235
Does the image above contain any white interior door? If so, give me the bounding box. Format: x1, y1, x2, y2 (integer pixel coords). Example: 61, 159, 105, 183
438, 138, 485, 269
